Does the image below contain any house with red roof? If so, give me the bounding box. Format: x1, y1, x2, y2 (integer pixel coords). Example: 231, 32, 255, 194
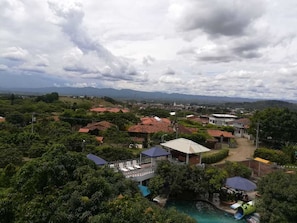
0, 116, 5, 123
128, 117, 173, 147
187, 115, 209, 125
128, 116, 198, 148
207, 129, 235, 149
78, 121, 114, 136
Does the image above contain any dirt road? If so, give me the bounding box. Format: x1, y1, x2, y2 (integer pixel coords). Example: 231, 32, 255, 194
217, 137, 256, 164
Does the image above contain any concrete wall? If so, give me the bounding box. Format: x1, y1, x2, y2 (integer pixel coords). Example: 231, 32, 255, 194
214, 160, 276, 177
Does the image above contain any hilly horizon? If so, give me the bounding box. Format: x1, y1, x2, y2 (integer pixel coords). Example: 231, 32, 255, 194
1, 86, 296, 104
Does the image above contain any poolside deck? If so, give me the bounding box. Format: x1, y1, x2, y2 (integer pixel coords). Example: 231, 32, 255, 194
110, 161, 157, 182
210, 191, 258, 216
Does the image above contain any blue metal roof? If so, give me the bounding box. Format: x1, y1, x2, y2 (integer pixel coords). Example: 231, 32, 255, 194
87, 153, 107, 166
141, 147, 170, 157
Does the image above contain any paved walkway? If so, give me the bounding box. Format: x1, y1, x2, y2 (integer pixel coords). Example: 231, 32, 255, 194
217, 137, 256, 164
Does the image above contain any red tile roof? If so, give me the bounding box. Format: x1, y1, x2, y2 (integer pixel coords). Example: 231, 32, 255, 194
207, 129, 234, 138
177, 125, 197, 134
78, 128, 90, 133
90, 107, 106, 112
79, 121, 114, 133
0, 117, 5, 123
128, 116, 198, 135
189, 117, 209, 124
140, 117, 171, 125
95, 136, 104, 143
128, 116, 174, 134
128, 123, 173, 134
85, 121, 114, 131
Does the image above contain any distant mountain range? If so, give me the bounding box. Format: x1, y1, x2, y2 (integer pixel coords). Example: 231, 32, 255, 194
0, 86, 296, 105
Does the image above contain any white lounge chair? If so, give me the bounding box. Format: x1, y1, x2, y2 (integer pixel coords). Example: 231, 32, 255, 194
126, 161, 135, 170
132, 160, 141, 169
119, 163, 128, 172
109, 163, 118, 172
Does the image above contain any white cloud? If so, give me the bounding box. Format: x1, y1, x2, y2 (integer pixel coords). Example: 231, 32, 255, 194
2, 47, 29, 61
0, 0, 297, 100
0, 64, 8, 71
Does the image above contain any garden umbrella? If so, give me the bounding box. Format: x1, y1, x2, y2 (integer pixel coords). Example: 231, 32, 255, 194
225, 176, 257, 191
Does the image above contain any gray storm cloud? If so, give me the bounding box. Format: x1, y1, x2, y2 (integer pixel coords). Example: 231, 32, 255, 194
177, 0, 264, 37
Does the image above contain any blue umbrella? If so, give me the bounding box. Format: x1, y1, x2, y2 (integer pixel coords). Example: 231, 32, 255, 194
225, 176, 257, 191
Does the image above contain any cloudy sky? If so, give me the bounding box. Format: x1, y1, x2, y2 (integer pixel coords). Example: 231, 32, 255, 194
1, 0, 297, 100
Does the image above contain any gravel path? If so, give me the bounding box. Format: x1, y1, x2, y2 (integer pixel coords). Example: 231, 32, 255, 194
217, 137, 256, 164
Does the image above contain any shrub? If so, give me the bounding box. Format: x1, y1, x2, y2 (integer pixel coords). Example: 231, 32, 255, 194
202, 149, 229, 164
224, 161, 252, 178
254, 148, 290, 165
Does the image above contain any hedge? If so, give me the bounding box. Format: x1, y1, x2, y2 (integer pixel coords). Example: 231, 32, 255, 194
202, 148, 229, 164
254, 148, 290, 165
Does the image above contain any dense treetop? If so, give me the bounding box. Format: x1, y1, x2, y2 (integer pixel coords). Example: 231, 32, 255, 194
0, 93, 297, 223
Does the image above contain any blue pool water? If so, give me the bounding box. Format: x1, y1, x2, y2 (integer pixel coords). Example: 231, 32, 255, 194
166, 200, 247, 223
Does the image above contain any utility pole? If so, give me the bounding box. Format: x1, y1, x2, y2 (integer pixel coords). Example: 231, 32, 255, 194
161, 134, 168, 143
175, 122, 178, 139
255, 122, 260, 149
31, 112, 35, 134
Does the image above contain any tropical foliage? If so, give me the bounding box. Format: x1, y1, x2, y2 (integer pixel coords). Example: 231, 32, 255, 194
149, 160, 226, 199
0, 94, 196, 223
249, 108, 297, 148
257, 171, 297, 223
0, 147, 195, 223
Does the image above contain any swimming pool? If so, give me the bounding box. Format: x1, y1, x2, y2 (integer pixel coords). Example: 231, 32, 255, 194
166, 200, 247, 223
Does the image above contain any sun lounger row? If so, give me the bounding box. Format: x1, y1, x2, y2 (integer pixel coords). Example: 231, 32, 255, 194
118, 160, 141, 172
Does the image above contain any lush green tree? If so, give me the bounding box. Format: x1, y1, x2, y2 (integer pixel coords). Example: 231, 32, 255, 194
95, 146, 137, 161
102, 126, 131, 144
89, 195, 195, 223
282, 145, 297, 164
138, 107, 170, 118
219, 125, 235, 133
151, 160, 211, 198
0, 144, 23, 168
99, 112, 140, 131
0, 199, 14, 223
181, 132, 210, 145
204, 166, 227, 193
148, 175, 166, 197
10, 94, 15, 105
27, 119, 73, 147
254, 148, 290, 165
101, 96, 120, 105
5, 111, 28, 126
59, 109, 92, 126
257, 171, 297, 223
249, 108, 297, 148
61, 132, 98, 152
0, 146, 194, 223
223, 161, 252, 178
35, 92, 59, 103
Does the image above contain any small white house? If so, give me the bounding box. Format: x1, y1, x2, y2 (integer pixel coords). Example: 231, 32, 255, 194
209, 114, 237, 126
